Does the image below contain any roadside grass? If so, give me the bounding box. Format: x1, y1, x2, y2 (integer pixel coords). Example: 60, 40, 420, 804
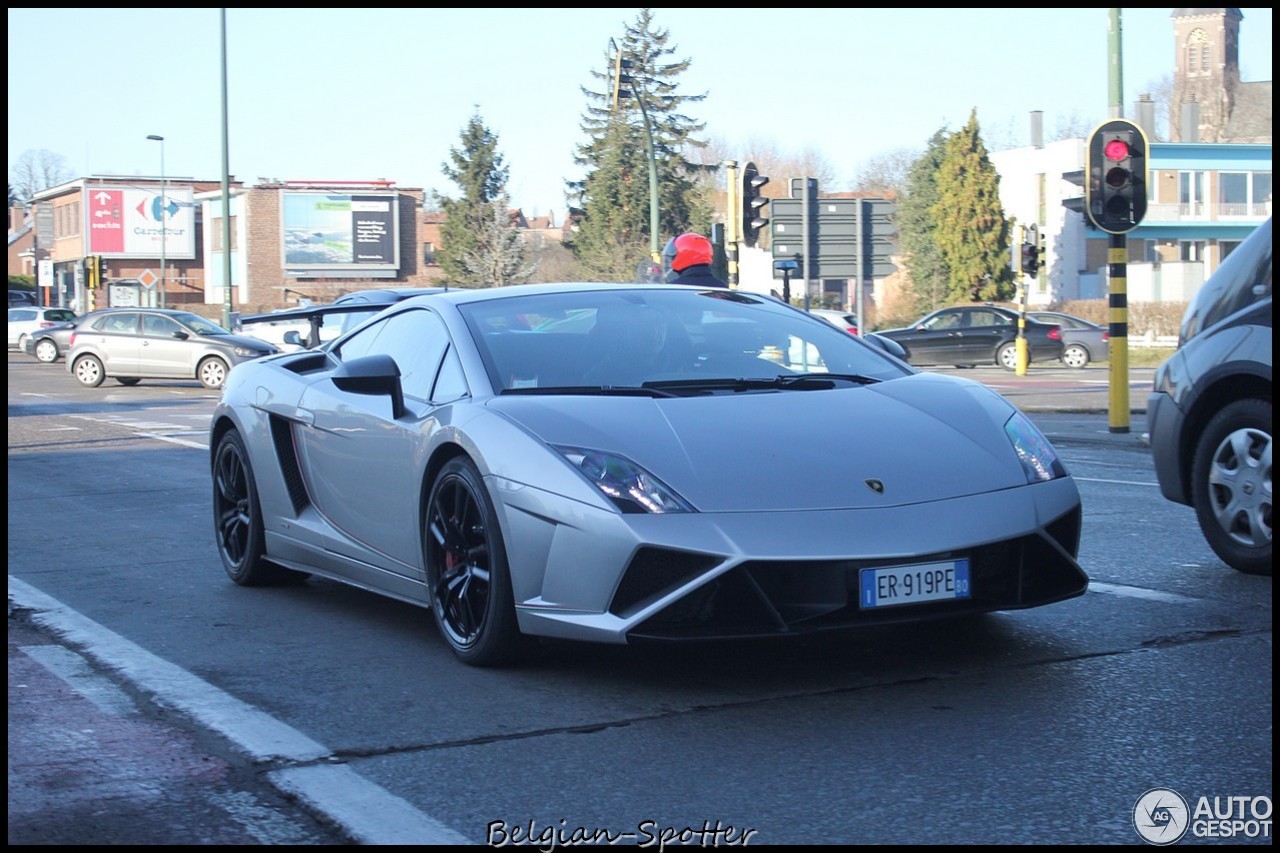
1097, 347, 1176, 368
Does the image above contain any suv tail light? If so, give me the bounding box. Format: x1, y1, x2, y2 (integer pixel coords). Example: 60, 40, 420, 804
1047, 326, 1062, 341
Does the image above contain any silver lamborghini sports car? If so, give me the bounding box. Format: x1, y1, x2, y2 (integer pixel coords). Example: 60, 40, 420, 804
210, 283, 1088, 666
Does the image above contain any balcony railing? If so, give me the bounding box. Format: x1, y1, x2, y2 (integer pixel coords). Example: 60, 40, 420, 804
1143, 201, 1271, 221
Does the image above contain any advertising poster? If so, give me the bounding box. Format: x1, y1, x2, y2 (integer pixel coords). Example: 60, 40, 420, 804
282, 193, 399, 271
85, 185, 196, 259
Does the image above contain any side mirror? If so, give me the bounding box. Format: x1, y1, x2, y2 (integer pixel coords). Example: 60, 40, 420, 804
282, 330, 303, 346
331, 354, 405, 418
172, 331, 190, 340
865, 333, 907, 360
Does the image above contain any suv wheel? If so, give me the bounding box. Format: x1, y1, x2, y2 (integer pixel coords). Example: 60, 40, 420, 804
1190, 398, 1272, 575
73, 354, 105, 387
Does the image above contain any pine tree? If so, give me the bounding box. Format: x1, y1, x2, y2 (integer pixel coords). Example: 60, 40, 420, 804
897, 128, 951, 315
931, 109, 1014, 303
437, 110, 517, 288
569, 8, 713, 277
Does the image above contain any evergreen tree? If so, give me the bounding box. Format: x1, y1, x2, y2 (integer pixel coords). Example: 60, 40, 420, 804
437, 110, 515, 288
931, 109, 1013, 303
569, 8, 713, 275
897, 128, 951, 315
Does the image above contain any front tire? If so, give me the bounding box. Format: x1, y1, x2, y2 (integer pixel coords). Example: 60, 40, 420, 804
73, 354, 105, 387
34, 338, 58, 363
1190, 398, 1272, 575
425, 457, 528, 666
199, 357, 230, 389
213, 429, 307, 586
1062, 344, 1090, 369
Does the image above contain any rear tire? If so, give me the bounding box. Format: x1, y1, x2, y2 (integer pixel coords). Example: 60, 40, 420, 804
34, 338, 59, 363
1063, 344, 1090, 369
73, 354, 105, 387
997, 342, 1019, 371
1190, 398, 1272, 575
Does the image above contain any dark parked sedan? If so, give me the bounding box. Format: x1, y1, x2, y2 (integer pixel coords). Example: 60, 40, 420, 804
876, 305, 1063, 370
22, 310, 110, 363
1027, 311, 1109, 368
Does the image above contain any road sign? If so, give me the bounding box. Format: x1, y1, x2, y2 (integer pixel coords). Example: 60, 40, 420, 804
138, 269, 158, 290
770, 197, 897, 279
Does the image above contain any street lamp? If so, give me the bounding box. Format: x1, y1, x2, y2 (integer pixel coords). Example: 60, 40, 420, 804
610, 39, 661, 265
146, 134, 166, 309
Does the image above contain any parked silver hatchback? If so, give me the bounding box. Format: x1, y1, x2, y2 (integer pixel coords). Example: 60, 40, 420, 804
66, 308, 279, 390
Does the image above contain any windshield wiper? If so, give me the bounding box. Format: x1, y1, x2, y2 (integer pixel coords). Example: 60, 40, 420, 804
501, 385, 680, 398
645, 373, 881, 393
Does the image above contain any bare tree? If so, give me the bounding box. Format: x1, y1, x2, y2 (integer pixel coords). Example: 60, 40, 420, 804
9, 150, 74, 202
850, 147, 920, 196
1051, 110, 1094, 142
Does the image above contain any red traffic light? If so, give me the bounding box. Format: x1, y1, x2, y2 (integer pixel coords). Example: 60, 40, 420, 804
1103, 139, 1131, 161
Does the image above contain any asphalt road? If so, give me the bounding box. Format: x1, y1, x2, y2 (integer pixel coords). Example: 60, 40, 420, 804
7, 352, 1269, 846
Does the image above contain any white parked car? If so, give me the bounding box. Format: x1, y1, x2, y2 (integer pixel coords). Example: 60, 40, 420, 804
8, 306, 77, 350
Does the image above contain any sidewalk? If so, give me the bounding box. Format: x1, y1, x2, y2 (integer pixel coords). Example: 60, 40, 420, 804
7, 597, 343, 845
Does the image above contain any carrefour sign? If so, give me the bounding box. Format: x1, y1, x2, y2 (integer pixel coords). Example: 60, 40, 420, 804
85, 184, 196, 259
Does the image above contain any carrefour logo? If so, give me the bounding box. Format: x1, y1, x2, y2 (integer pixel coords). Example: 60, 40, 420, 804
137, 195, 180, 222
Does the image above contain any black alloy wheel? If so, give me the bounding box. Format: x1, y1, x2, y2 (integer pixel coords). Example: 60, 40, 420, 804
425, 457, 527, 666
212, 429, 306, 585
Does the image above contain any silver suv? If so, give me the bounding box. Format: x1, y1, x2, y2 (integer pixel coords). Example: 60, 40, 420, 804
66, 308, 279, 390
1146, 217, 1272, 575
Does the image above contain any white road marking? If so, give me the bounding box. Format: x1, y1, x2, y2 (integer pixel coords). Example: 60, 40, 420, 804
20, 644, 138, 716
8, 576, 470, 845
1088, 581, 1199, 604
1073, 476, 1160, 486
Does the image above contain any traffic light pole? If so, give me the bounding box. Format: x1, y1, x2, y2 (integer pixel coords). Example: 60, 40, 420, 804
1107, 232, 1130, 433
724, 160, 739, 288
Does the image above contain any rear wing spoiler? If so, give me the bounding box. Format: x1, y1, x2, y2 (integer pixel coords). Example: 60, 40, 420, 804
238, 302, 398, 349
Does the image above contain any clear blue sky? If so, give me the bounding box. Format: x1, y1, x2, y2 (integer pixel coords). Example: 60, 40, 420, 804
7, 8, 1272, 219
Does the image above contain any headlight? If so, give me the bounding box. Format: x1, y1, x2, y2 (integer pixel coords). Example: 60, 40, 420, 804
1004, 411, 1067, 483
233, 346, 273, 357
554, 446, 693, 514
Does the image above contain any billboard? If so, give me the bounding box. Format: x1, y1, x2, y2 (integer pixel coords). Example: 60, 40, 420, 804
85, 184, 196, 259
281, 192, 400, 274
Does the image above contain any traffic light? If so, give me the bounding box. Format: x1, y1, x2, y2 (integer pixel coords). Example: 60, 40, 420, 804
1020, 239, 1040, 278
741, 161, 769, 247
85, 255, 99, 288
1086, 119, 1149, 234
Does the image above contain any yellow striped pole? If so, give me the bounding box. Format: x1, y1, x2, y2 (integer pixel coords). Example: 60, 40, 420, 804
725, 160, 739, 288
1107, 233, 1129, 433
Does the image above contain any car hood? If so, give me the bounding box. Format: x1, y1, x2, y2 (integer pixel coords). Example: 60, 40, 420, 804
485, 373, 1034, 512
209, 332, 279, 351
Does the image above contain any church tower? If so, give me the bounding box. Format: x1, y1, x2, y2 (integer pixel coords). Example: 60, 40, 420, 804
1169, 8, 1243, 142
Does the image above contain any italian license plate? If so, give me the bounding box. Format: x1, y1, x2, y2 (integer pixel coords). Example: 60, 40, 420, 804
858, 559, 971, 609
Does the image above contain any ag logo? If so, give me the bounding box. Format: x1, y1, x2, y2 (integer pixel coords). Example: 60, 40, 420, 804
1134, 787, 1189, 845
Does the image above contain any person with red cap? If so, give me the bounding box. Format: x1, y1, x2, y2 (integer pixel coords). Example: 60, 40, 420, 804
661, 233, 727, 288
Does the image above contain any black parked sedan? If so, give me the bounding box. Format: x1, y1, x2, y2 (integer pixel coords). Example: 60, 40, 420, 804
876, 305, 1063, 370
1027, 311, 1109, 368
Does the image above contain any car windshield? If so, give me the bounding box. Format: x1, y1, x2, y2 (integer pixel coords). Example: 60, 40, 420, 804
174, 312, 231, 335
460, 287, 912, 393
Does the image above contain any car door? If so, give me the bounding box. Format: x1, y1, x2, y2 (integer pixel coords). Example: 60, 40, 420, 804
86, 312, 143, 373
961, 308, 1014, 363
139, 313, 201, 377
902, 308, 968, 364
294, 308, 454, 575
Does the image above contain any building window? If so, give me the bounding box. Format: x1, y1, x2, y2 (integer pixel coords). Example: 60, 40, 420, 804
1218, 172, 1273, 217
210, 215, 238, 251
1219, 240, 1242, 262
1179, 171, 1208, 217
1179, 240, 1206, 262
423, 242, 436, 265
